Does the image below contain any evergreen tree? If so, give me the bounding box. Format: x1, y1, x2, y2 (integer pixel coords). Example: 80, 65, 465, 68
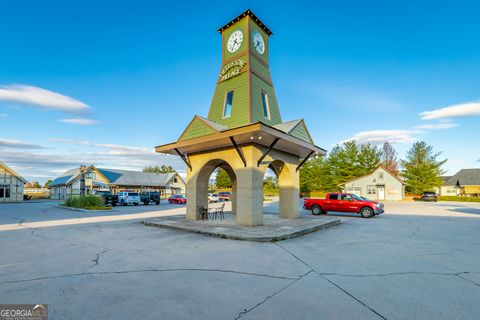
215, 168, 231, 189
44, 179, 53, 189
401, 141, 447, 194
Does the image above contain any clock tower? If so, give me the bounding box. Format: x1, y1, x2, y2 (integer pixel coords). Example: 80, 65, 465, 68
207, 9, 282, 128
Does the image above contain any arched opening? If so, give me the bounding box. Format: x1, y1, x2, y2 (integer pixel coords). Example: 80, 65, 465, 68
192, 159, 237, 218
263, 160, 298, 219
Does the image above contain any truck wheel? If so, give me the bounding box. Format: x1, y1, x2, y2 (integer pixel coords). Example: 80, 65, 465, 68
155, 201, 160, 205
144, 200, 149, 205
121, 200, 126, 206
134, 203, 139, 206
112, 203, 117, 207
360, 207, 374, 218
311, 205, 323, 215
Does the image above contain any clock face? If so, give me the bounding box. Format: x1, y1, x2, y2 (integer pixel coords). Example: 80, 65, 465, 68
253, 31, 265, 55
227, 30, 243, 53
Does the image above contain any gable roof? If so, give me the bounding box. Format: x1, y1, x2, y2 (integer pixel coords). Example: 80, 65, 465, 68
49, 168, 81, 187
273, 119, 314, 144
444, 169, 480, 186
97, 168, 178, 187
340, 165, 405, 186
0, 161, 27, 183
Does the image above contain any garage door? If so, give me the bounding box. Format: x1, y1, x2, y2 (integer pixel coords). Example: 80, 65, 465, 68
346, 187, 362, 196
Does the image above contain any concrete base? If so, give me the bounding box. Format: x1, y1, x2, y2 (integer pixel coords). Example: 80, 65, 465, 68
144, 213, 340, 242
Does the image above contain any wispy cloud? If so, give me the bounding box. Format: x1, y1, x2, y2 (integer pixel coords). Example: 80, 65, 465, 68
0, 113, 8, 118
415, 123, 457, 130
343, 130, 419, 145
0, 138, 45, 149
420, 101, 480, 120
60, 118, 99, 125
0, 84, 91, 114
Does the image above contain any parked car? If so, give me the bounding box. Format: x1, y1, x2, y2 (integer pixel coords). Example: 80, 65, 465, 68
168, 194, 187, 204
92, 190, 118, 207
208, 193, 219, 203
218, 191, 231, 201
303, 192, 384, 218
420, 191, 437, 202
117, 191, 140, 206
140, 191, 160, 205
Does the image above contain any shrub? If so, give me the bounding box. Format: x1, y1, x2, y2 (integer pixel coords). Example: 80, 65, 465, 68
438, 196, 480, 202
63, 195, 111, 210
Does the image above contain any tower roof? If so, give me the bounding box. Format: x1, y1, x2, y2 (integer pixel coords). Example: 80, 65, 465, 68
217, 9, 273, 36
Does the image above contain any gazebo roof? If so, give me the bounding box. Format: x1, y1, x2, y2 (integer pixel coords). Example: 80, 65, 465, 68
155, 121, 326, 158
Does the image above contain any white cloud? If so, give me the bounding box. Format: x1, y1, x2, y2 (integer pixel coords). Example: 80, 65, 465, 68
0, 84, 91, 113
343, 130, 419, 145
60, 118, 99, 125
0, 138, 45, 149
415, 123, 457, 130
420, 101, 480, 120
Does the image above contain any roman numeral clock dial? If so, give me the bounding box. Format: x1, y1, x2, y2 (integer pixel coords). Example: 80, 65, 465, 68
227, 30, 243, 53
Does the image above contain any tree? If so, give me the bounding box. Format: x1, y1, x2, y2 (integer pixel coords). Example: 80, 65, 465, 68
143, 165, 176, 173
382, 142, 399, 174
299, 140, 381, 192
401, 141, 447, 194
215, 168, 231, 189
263, 176, 278, 189
32, 181, 41, 189
44, 179, 53, 189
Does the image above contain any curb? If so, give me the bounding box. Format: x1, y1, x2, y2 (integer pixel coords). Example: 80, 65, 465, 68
143, 218, 341, 242
54, 205, 114, 213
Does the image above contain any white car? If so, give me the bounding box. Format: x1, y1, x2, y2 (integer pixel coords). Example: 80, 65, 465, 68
117, 192, 140, 206
208, 193, 219, 203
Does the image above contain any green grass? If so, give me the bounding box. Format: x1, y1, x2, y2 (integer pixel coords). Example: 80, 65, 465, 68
438, 196, 480, 202
63, 195, 111, 210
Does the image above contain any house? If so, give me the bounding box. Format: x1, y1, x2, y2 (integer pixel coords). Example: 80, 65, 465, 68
0, 161, 27, 203
437, 169, 480, 197
50, 165, 186, 200
341, 165, 405, 201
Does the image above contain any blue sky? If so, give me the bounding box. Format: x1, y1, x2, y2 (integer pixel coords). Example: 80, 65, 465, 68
1, 0, 479, 183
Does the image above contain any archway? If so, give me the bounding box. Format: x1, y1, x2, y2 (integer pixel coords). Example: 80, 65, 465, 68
264, 160, 298, 219
189, 159, 237, 219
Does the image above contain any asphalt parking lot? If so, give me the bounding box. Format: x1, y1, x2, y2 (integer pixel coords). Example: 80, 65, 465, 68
0, 200, 479, 319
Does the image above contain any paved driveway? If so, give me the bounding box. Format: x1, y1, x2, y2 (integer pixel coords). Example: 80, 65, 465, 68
0, 200, 479, 319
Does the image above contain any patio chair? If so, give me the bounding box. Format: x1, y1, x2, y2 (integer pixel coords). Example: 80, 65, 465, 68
215, 203, 225, 220
196, 205, 208, 221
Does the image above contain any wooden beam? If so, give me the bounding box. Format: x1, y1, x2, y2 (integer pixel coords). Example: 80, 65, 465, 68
257, 138, 280, 167
174, 148, 192, 171
230, 137, 247, 167
296, 151, 315, 172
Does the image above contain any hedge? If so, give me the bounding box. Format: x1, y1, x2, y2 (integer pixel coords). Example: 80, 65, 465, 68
63, 195, 111, 210
438, 196, 480, 202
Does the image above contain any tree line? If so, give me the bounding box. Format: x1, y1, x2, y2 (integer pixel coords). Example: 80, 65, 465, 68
300, 140, 447, 195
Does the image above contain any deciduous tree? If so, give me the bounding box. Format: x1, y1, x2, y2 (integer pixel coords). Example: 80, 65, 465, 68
143, 165, 176, 173
382, 142, 399, 174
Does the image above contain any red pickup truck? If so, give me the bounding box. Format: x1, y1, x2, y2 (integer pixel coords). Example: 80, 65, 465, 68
303, 192, 384, 218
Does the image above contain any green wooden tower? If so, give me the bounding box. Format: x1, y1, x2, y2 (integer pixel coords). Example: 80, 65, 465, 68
207, 9, 281, 128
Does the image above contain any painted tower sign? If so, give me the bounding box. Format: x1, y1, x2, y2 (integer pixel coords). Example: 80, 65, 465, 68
155, 9, 326, 226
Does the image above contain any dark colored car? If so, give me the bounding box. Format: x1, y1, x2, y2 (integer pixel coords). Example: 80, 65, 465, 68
93, 190, 118, 207
140, 191, 160, 205
168, 194, 187, 204
420, 192, 437, 202
218, 191, 231, 201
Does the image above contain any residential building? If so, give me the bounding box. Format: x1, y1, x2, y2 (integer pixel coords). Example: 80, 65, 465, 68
436, 169, 480, 196
341, 165, 405, 201
50, 165, 185, 200
0, 161, 27, 203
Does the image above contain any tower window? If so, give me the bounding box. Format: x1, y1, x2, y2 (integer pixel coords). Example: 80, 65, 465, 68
223, 91, 234, 118
261, 92, 270, 119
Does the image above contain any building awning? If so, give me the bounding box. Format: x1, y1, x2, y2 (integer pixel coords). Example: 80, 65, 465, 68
155, 122, 326, 159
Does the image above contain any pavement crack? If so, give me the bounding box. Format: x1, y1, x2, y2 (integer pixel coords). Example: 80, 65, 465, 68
317, 271, 388, 320
319, 271, 474, 278
84, 248, 109, 272
274, 242, 314, 270
233, 270, 312, 320
0, 268, 298, 285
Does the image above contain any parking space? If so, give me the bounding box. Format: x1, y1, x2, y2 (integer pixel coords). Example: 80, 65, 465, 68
0, 200, 479, 319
